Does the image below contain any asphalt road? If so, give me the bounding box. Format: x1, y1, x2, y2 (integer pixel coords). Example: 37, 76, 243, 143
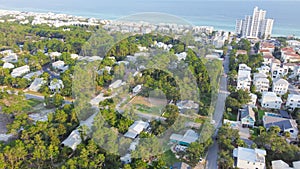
25, 93, 44, 101
205, 52, 230, 169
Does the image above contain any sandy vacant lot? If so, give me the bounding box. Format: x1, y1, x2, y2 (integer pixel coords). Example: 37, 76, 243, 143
130, 96, 167, 107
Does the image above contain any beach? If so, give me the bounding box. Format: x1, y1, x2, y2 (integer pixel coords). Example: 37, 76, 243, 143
0, 0, 299, 37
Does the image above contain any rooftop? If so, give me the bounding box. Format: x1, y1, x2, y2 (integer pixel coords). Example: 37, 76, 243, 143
2, 62, 14, 69
263, 115, 298, 131
236, 50, 247, 56
11, 65, 30, 78
170, 129, 199, 145
233, 147, 266, 163
124, 121, 149, 139
61, 130, 82, 150
239, 64, 251, 71
279, 110, 291, 119
254, 72, 268, 79
281, 47, 295, 53
272, 160, 300, 169
273, 78, 289, 86
49, 79, 64, 90
287, 94, 300, 100
261, 42, 275, 48
23, 70, 43, 80
28, 78, 46, 92
240, 106, 255, 121
262, 92, 282, 102
62, 113, 98, 150
109, 79, 123, 89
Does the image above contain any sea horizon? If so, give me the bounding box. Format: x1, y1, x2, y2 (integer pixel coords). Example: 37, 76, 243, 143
0, 0, 299, 37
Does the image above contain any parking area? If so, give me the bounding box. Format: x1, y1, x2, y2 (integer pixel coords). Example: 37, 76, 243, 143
238, 125, 250, 139
224, 120, 250, 139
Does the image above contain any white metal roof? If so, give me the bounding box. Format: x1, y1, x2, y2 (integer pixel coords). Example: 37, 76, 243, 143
62, 130, 82, 150
233, 147, 266, 163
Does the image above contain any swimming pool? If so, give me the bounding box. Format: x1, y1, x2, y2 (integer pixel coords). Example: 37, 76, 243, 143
231, 123, 238, 127
265, 112, 282, 118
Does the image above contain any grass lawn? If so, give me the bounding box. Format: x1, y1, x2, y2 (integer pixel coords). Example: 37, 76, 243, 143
226, 112, 238, 121
161, 150, 180, 166
194, 117, 205, 124
22, 99, 44, 112
136, 104, 163, 115
27, 98, 43, 107
258, 110, 265, 120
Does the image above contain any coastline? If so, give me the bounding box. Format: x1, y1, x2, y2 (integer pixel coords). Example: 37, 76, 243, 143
0, 7, 299, 38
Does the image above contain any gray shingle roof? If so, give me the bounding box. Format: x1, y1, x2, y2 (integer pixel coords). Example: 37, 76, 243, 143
279, 110, 290, 119
240, 106, 256, 121
264, 116, 295, 131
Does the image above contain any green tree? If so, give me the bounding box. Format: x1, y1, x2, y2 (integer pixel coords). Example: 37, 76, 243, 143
218, 150, 234, 169
53, 93, 64, 107
162, 104, 179, 126
186, 142, 205, 166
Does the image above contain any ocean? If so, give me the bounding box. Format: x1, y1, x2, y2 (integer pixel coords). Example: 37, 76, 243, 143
0, 0, 299, 37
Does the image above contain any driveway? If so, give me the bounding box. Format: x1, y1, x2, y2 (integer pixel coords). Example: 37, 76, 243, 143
238, 125, 250, 139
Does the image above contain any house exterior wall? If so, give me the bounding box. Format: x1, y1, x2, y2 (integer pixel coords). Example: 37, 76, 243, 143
272, 84, 288, 95
241, 117, 255, 127
254, 78, 269, 92
283, 127, 299, 139
261, 100, 282, 109
286, 95, 300, 110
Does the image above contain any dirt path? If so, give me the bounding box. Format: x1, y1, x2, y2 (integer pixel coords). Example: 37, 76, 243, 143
131, 96, 167, 107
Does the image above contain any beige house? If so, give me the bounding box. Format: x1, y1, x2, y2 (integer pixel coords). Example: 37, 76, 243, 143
272, 78, 289, 95
261, 92, 282, 109
253, 73, 269, 92
237, 64, 252, 91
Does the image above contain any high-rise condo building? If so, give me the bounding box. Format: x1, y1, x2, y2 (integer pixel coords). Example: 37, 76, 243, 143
235, 7, 274, 39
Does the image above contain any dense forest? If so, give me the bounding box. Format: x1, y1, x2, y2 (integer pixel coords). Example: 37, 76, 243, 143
0, 20, 217, 168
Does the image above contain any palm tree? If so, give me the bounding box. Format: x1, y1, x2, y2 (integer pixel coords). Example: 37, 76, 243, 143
270, 126, 281, 134
284, 131, 291, 138
258, 126, 265, 135
218, 150, 234, 169
236, 139, 245, 147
